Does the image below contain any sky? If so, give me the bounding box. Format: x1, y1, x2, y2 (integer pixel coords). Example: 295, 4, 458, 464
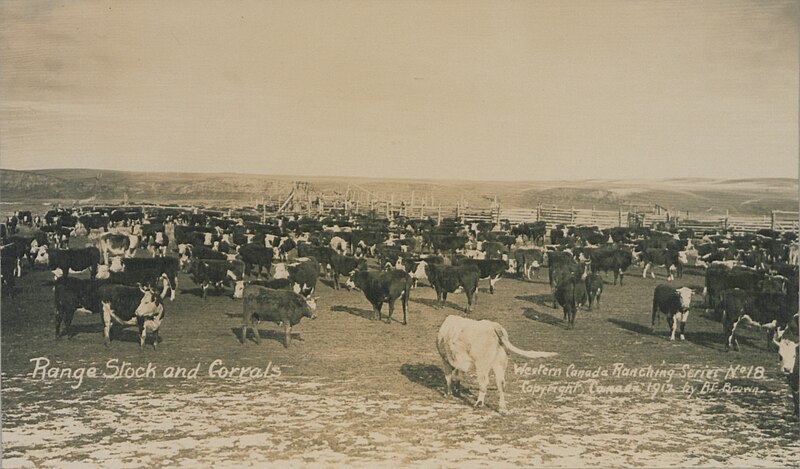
0, 0, 797, 181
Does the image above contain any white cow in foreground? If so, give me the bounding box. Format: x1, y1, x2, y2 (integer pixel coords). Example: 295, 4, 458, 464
437, 315, 557, 413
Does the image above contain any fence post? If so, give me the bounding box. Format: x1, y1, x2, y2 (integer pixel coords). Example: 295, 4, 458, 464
571, 207, 575, 224
618, 207, 622, 227
438, 204, 442, 226
771, 211, 776, 230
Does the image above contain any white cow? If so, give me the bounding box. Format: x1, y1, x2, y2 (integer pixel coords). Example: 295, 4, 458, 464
437, 315, 557, 413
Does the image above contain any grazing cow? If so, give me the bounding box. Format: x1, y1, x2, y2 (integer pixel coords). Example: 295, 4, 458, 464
237, 243, 274, 277
452, 258, 507, 294
188, 259, 244, 299
35, 247, 101, 280
651, 284, 693, 341
121, 257, 180, 301
241, 286, 317, 347
330, 252, 366, 290
272, 257, 320, 298
346, 269, 412, 324
585, 272, 604, 310
426, 263, 480, 313
773, 326, 799, 416
97, 232, 131, 265
513, 248, 544, 280
437, 315, 557, 413
640, 248, 686, 281
554, 274, 588, 328
98, 284, 164, 349
54, 277, 100, 339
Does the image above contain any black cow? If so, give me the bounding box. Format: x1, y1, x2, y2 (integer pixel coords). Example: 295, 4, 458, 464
719, 288, 755, 351
98, 283, 164, 348
347, 269, 412, 324
451, 258, 507, 294
36, 247, 101, 279
511, 221, 547, 245
426, 263, 480, 313
330, 253, 366, 290
513, 248, 544, 280
241, 286, 317, 347
189, 259, 244, 299
554, 274, 587, 328
54, 277, 100, 338
585, 272, 604, 310
704, 263, 730, 313
584, 246, 633, 285
651, 284, 694, 341
121, 257, 180, 301
640, 248, 686, 281
272, 257, 320, 298
238, 243, 274, 277
548, 251, 583, 308
276, 237, 296, 262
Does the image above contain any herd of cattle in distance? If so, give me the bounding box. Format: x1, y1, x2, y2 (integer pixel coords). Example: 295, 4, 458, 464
1, 206, 798, 414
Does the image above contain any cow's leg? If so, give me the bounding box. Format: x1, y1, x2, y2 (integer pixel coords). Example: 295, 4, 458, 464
725, 316, 737, 351
442, 361, 455, 397
651, 301, 659, 333
139, 324, 147, 349
494, 356, 508, 413
386, 300, 394, 323
102, 302, 112, 346
202, 283, 209, 300
152, 329, 160, 350
55, 309, 64, 339
678, 311, 688, 340
642, 263, 648, 278
474, 366, 490, 409
668, 315, 677, 341
170, 276, 177, 301
650, 264, 656, 279
64, 309, 76, 338
283, 323, 292, 348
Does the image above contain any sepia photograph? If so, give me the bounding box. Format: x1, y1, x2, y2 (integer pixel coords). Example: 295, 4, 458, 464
1, 1, 798, 467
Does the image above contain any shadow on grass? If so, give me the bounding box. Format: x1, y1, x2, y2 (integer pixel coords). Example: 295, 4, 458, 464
231, 326, 304, 346
330, 304, 374, 320
522, 307, 566, 329
410, 297, 466, 312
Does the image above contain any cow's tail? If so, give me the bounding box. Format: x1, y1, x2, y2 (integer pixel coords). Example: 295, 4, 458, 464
494, 324, 557, 359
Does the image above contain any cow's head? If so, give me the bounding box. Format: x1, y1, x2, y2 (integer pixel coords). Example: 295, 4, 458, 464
273, 263, 290, 280
34, 246, 49, 265
677, 287, 693, 311
344, 273, 358, 291
109, 256, 124, 273
773, 327, 798, 374
233, 280, 245, 299
136, 285, 164, 318
304, 296, 319, 316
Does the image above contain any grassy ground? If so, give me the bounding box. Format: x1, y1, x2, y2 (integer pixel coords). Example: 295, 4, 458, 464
2, 238, 798, 468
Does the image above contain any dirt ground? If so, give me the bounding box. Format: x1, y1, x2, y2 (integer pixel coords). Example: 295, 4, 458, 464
2, 238, 798, 468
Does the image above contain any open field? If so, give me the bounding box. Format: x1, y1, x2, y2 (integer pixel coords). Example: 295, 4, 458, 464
2, 234, 798, 468
1, 169, 797, 216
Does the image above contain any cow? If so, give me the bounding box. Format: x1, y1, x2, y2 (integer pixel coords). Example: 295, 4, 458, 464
773, 325, 799, 416
121, 257, 180, 301
513, 248, 544, 280
554, 273, 588, 328
548, 251, 584, 308
346, 269, 412, 324
54, 277, 100, 339
97, 232, 131, 265
511, 221, 547, 245
272, 257, 320, 298
35, 247, 101, 280
188, 259, 244, 299
452, 258, 507, 294
98, 283, 165, 349
584, 246, 633, 286
585, 272, 604, 310
237, 243, 274, 278
240, 286, 317, 347
436, 315, 557, 413
704, 263, 730, 313
330, 252, 366, 290
651, 284, 693, 341
640, 248, 686, 281
275, 237, 296, 262
179, 244, 227, 271
0, 245, 18, 295
426, 263, 480, 313
719, 288, 756, 351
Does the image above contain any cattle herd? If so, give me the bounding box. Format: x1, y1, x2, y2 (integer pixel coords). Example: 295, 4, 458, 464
1, 207, 798, 415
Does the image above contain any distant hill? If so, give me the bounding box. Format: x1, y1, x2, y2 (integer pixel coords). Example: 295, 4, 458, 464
0, 168, 796, 216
